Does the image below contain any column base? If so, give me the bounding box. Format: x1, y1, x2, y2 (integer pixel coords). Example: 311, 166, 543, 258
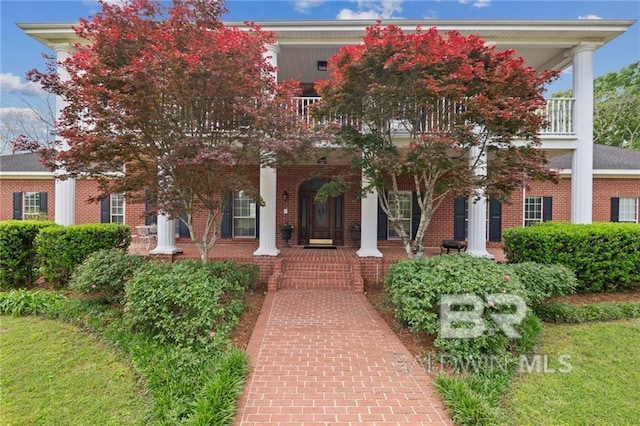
253, 247, 281, 256
150, 246, 183, 255
357, 248, 383, 258
466, 249, 494, 259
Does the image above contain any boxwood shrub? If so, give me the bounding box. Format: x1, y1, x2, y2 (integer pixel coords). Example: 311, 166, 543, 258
0, 220, 59, 289
35, 224, 131, 287
384, 254, 539, 363
124, 260, 248, 346
503, 222, 640, 292
506, 262, 577, 310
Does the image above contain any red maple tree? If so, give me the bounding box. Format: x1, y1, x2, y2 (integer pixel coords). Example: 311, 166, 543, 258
315, 23, 559, 258
27, 0, 316, 261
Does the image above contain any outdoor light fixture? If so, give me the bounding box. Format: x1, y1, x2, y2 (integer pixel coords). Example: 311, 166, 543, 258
282, 190, 289, 202
317, 60, 328, 71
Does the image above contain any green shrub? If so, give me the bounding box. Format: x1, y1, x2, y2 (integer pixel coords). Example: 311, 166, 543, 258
537, 301, 640, 323
124, 260, 246, 346
0, 289, 68, 316
503, 222, 640, 292
507, 262, 577, 309
35, 224, 131, 287
205, 261, 259, 293
0, 220, 59, 289
384, 254, 535, 362
68, 249, 146, 303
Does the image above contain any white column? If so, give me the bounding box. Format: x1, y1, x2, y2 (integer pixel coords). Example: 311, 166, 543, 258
253, 43, 281, 256
150, 214, 181, 255
254, 166, 280, 256
467, 145, 493, 258
357, 172, 382, 258
263, 43, 280, 80
53, 44, 75, 225
571, 44, 596, 224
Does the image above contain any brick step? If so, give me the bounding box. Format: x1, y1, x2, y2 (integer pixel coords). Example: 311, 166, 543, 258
283, 263, 352, 272
281, 269, 353, 290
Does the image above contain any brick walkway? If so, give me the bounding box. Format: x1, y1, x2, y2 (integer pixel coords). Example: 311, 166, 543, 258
235, 290, 453, 425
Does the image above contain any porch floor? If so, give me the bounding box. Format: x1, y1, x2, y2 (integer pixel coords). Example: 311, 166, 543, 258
131, 241, 506, 263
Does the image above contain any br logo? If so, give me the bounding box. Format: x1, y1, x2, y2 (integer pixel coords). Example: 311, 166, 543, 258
439, 294, 528, 339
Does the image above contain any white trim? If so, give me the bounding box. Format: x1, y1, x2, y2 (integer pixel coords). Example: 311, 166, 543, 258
0, 172, 54, 179
556, 169, 640, 177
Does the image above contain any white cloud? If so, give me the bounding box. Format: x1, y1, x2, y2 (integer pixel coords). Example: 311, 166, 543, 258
459, 0, 491, 8
336, 0, 404, 20
578, 14, 603, 20
292, 0, 327, 13
0, 73, 45, 96
473, 0, 491, 8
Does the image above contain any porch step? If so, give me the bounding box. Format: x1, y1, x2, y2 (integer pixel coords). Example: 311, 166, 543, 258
281, 261, 354, 291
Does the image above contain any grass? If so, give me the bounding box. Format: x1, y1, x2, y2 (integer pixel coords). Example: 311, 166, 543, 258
0, 315, 149, 426
503, 318, 640, 425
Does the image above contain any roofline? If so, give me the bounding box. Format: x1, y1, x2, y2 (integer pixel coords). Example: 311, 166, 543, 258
18, 18, 636, 49
0, 172, 54, 179
557, 169, 640, 177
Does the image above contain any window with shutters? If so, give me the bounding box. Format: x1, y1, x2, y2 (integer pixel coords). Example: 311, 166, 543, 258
233, 191, 256, 237
619, 197, 638, 223
387, 191, 412, 239
23, 192, 41, 219
524, 196, 543, 226
110, 193, 125, 224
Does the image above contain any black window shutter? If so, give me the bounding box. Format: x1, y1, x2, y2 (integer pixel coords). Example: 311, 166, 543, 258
13, 192, 23, 220
221, 192, 233, 239
411, 192, 421, 240
178, 212, 190, 237
144, 201, 157, 226
543, 197, 553, 222
453, 197, 467, 241
488, 199, 502, 242
39, 192, 48, 215
377, 192, 388, 240
611, 197, 620, 222
100, 197, 110, 223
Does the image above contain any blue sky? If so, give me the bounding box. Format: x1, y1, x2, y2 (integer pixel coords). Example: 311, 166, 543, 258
0, 0, 638, 153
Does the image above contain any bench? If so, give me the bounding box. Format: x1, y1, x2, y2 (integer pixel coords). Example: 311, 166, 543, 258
440, 240, 467, 254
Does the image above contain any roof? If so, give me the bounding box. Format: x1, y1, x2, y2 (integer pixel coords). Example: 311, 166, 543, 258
0, 153, 50, 173
550, 144, 640, 171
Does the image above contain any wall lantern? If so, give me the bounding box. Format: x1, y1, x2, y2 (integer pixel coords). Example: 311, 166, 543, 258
317, 60, 328, 71
282, 190, 289, 202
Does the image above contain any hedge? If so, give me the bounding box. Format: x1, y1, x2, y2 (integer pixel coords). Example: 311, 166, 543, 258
536, 301, 640, 323
0, 220, 59, 289
35, 224, 131, 287
503, 222, 640, 292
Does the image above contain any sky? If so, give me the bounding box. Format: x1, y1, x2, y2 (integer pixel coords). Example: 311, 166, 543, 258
0, 0, 639, 153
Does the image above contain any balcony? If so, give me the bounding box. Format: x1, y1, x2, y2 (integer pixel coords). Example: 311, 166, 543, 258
293, 97, 575, 137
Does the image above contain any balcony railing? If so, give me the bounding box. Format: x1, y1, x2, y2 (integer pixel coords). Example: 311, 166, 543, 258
293, 97, 575, 136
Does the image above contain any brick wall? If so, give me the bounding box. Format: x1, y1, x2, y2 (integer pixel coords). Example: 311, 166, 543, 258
0, 178, 55, 220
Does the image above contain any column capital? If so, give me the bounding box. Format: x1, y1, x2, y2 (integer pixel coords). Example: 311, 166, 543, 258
264, 43, 280, 55
51, 43, 75, 54
568, 42, 599, 57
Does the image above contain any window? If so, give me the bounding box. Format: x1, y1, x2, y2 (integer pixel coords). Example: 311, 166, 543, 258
233, 191, 256, 237
387, 191, 412, 239
524, 196, 543, 226
619, 197, 639, 223
22, 192, 42, 219
110, 193, 125, 224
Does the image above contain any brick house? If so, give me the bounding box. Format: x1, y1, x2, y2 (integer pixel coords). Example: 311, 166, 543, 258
4, 19, 637, 287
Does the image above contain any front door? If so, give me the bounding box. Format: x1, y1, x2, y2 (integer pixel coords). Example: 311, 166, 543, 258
298, 179, 343, 246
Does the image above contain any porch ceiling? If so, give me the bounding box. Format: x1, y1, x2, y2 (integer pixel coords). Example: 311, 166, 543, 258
20, 18, 635, 83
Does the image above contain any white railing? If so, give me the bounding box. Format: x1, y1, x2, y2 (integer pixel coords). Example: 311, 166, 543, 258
294, 96, 575, 136
541, 98, 574, 135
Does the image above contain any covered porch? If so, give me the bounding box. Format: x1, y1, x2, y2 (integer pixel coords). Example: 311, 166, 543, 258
131, 241, 507, 292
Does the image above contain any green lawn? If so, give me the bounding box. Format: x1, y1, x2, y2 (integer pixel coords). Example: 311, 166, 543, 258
0, 315, 149, 426
503, 318, 640, 425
